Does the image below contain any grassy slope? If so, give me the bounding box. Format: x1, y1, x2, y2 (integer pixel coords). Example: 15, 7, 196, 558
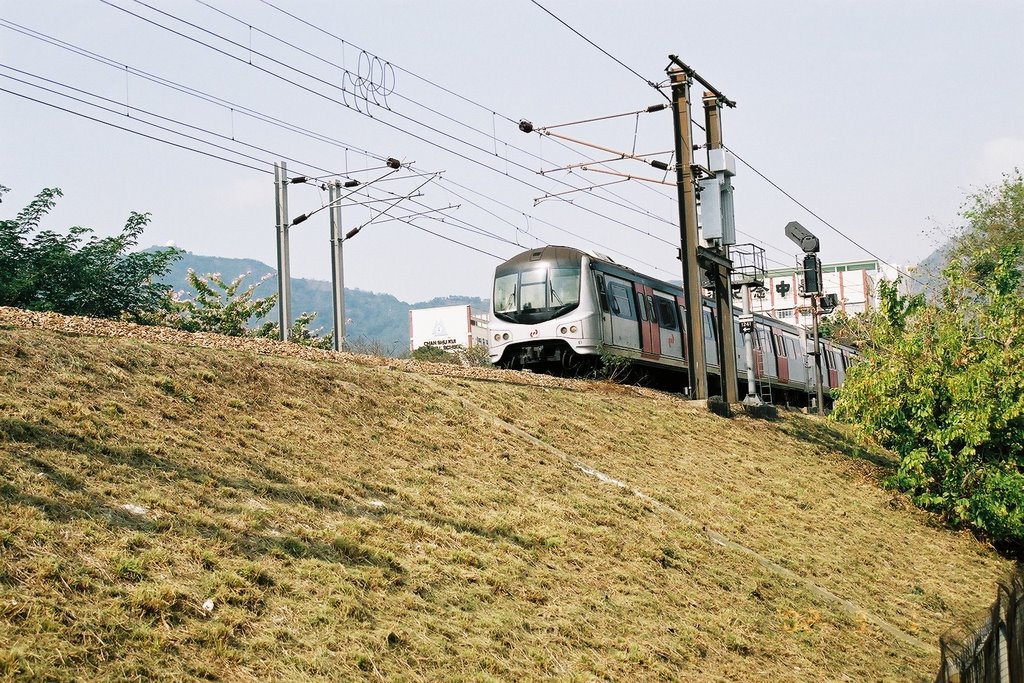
0, 318, 1012, 681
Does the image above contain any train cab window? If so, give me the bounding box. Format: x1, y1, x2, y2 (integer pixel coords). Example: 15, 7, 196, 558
550, 268, 581, 309
654, 297, 677, 330
607, 281, 636, 320
519, 268, 547, 311
494, 273, 517, 314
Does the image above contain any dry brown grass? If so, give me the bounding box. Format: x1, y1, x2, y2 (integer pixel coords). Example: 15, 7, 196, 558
0, 310, 1013, 681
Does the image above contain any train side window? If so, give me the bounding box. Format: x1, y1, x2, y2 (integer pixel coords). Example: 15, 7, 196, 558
636, 290, 648, 322
703, 310, 716, 342
607, 281, 635, 320
655, 297, 677, 330
647, 295, 658, 324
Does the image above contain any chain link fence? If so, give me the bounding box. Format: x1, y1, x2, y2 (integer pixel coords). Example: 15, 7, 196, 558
936, 571, 1024, 683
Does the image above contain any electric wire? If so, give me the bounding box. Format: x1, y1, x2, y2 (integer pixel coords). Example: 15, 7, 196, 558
4, 7, 699, 276
0, 20, 664, 271
0, 64, 336, 181
0, 17, 391, 169
97, 0, 684, 251
229, 0, 682, 225
0, 86, 270, 175
531, 1, 926, 285
1, 79, 514, 263
529, 0, 669, 102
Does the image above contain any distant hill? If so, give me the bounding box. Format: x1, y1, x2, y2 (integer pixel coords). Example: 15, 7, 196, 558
157, 250, 488, 353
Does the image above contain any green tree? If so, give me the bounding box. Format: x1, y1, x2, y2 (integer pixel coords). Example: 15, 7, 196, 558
952, 168, 1024, 282
164, 270, 277, 336
832, 175, 1024, 548
0, 185, 181, 319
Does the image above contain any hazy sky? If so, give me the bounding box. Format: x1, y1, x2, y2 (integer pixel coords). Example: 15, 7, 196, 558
2, 1, 1021, 303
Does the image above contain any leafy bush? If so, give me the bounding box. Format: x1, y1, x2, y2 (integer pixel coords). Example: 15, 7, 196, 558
0, 185, 180, 319
832, 175, 1024, 549
458, 344, 491, 368
411, 345, 459, 364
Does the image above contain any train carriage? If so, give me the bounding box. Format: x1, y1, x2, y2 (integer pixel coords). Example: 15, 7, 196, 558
489, 245, 853, 404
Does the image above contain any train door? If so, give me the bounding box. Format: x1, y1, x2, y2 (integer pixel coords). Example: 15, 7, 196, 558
733, 318, 748, 376
786, 335, 807, 388
602, 276, 641, 350
703, 308, 719, 368
654, 292, 683, 361
676, 296, 688, 363
633, 283, 661, 359
754, 324, 776, 379
826, 346, 839, 388
774, 332, 790, 383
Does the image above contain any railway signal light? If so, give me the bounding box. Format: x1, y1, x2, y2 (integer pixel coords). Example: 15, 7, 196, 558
803, 254, 822, 295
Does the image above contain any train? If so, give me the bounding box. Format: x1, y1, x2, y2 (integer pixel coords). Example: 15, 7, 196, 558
488, 245, 854, 404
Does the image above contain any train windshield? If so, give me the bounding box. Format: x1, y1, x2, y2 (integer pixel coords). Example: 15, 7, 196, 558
493, 262, 581, 324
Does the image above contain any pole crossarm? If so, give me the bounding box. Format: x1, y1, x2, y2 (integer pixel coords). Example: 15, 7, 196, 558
533, 178, 630, 205
360, 205, 460, 226
345, 173, 442, 239
576, 165, 674, 186
520, 103, 667, 133
540, 152, 673, 175
533, 128, 672, 171
667, 55, 736, 108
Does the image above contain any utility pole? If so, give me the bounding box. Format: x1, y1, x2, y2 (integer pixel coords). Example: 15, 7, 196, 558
702, 92, 738, 404
328, 180, 346, 352
274, 161, 292, 341
810, 292, 824, 413
668, 63, 707, 399
785, 220, 825, 414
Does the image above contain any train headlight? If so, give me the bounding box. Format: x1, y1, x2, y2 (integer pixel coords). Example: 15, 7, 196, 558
502, 333, 510, 340
559, 326, 568, 334
570, 325, 578, 333
494, 333, 501, 341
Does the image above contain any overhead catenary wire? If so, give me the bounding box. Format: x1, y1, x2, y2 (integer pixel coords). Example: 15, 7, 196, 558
529, 0, 670, 102
0, 86, 270, 175
4, 6, 739, 279
93, 0, 686, 253
0, 24, 673, 274
0, 20, 617, 260
119, 0, 688, 258
530, 1, 926, 286
0, 79, 519, 263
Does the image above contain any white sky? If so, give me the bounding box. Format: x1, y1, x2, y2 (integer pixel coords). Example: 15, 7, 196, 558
2, 0, 1022, 302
